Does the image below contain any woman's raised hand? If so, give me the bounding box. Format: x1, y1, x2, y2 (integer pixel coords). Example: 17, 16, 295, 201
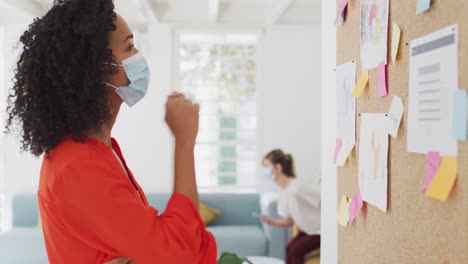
165, 92, 200, 146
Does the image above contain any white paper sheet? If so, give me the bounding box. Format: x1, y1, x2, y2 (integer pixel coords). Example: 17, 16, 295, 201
335, 61, 356, 166
360, 0, 389, 69
336, 61, 356, 141
407, 25, 458, 156
359, 113, 388, 212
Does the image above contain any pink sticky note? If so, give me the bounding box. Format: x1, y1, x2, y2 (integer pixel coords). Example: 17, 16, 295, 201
334, 0, 348, 25
423, 151, 441, 193
369, 4, 378, 26
378, 61, 388, 98
348, 187, 363, 225
333, 139, 343, 164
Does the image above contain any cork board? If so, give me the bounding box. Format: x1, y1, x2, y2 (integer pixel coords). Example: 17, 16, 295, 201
336, 0, 468, 263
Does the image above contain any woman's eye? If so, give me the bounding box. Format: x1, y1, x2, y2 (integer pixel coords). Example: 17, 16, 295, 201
127, 44, 134, 51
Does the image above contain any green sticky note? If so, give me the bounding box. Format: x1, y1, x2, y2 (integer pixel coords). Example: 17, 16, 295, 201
451, 89, 468, 141
416, 0, 431, 14
337, 195, 351, 227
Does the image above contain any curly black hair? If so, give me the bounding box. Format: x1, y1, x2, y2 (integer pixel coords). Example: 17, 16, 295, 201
5, 0, 119, 156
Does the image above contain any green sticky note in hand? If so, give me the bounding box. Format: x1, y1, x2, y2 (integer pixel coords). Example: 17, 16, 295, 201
217, 252, 253, 264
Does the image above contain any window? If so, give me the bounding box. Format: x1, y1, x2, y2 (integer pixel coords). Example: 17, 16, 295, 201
175, 32, 258, 188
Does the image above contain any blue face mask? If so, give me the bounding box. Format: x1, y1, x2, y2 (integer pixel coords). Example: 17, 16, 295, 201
107, 52, 150, 107
262, 167, 275, 181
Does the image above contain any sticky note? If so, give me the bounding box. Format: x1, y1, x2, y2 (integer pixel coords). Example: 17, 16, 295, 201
337, 195, 351, 227
451, 89, 468, 141
336, 140, 355, 166
351, 69, 369, 97
334, 0, 348, 25
333, 139, 343, 164
378, 62, 388, 98
348, 187, 363, 225
387, 96, 404, 138
423, 151, 441, 193
416, 0, 432, 14
425, 156, 458, 201
391, 21, 401, 64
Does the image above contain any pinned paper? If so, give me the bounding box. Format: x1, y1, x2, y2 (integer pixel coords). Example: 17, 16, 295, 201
378, 62, 388, 98
423, 152, 441, 193
425, 156, 458, 201
334, 0, 348, 25
337, 195, 351, 227
348, 187, 363, 225
336, 61, 356, 142
451, 89, 468, 141
391, 21, 401, 64
360, 0, 389, 69
359, 114, 388, 212
336, 140, 355, 166
351, 70, 369, 97
407, 25, 458, 156
333, 139, 343, 164
416, 0, 432, 14
387, 96, 404, 138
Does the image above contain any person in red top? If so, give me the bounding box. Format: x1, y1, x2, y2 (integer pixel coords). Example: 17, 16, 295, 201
4, 0, 217, 263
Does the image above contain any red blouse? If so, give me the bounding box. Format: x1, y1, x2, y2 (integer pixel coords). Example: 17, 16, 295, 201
38, 136, 217, 264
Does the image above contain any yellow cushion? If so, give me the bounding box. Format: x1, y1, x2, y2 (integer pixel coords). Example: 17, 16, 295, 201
199, 202, 221, 225
305, 256, 320, 264
292, 224, 301, 237
305, 248, 320, 259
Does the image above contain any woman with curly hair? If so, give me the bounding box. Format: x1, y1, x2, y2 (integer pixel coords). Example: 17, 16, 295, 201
4, 0, 217, 263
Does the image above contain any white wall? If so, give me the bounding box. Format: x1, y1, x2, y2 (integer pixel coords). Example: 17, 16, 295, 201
112, 24, 175, 193
0, 25, 5, 192
1, 23, 42, 194
0, 24, 41, 231
320, 0, 338, 263
0, 25, 6, 231
257, 25, 322, 190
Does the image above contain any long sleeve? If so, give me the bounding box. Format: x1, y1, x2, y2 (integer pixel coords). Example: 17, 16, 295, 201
50, 159, 217, 264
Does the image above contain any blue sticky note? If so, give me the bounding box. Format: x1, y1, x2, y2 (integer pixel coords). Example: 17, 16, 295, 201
452, 89, 468, 141
416, 0, 431, 14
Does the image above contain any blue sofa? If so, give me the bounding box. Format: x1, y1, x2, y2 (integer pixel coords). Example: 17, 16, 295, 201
0, 192, 289, 263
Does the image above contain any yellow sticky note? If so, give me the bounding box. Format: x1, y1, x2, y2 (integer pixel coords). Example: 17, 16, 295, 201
337, 195, 351, 227
391, 21, 401, 64
425, 157, 458, 201
351, 69, 369, 97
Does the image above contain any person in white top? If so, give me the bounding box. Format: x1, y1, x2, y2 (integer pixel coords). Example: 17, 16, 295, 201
259, 149, 320, 264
